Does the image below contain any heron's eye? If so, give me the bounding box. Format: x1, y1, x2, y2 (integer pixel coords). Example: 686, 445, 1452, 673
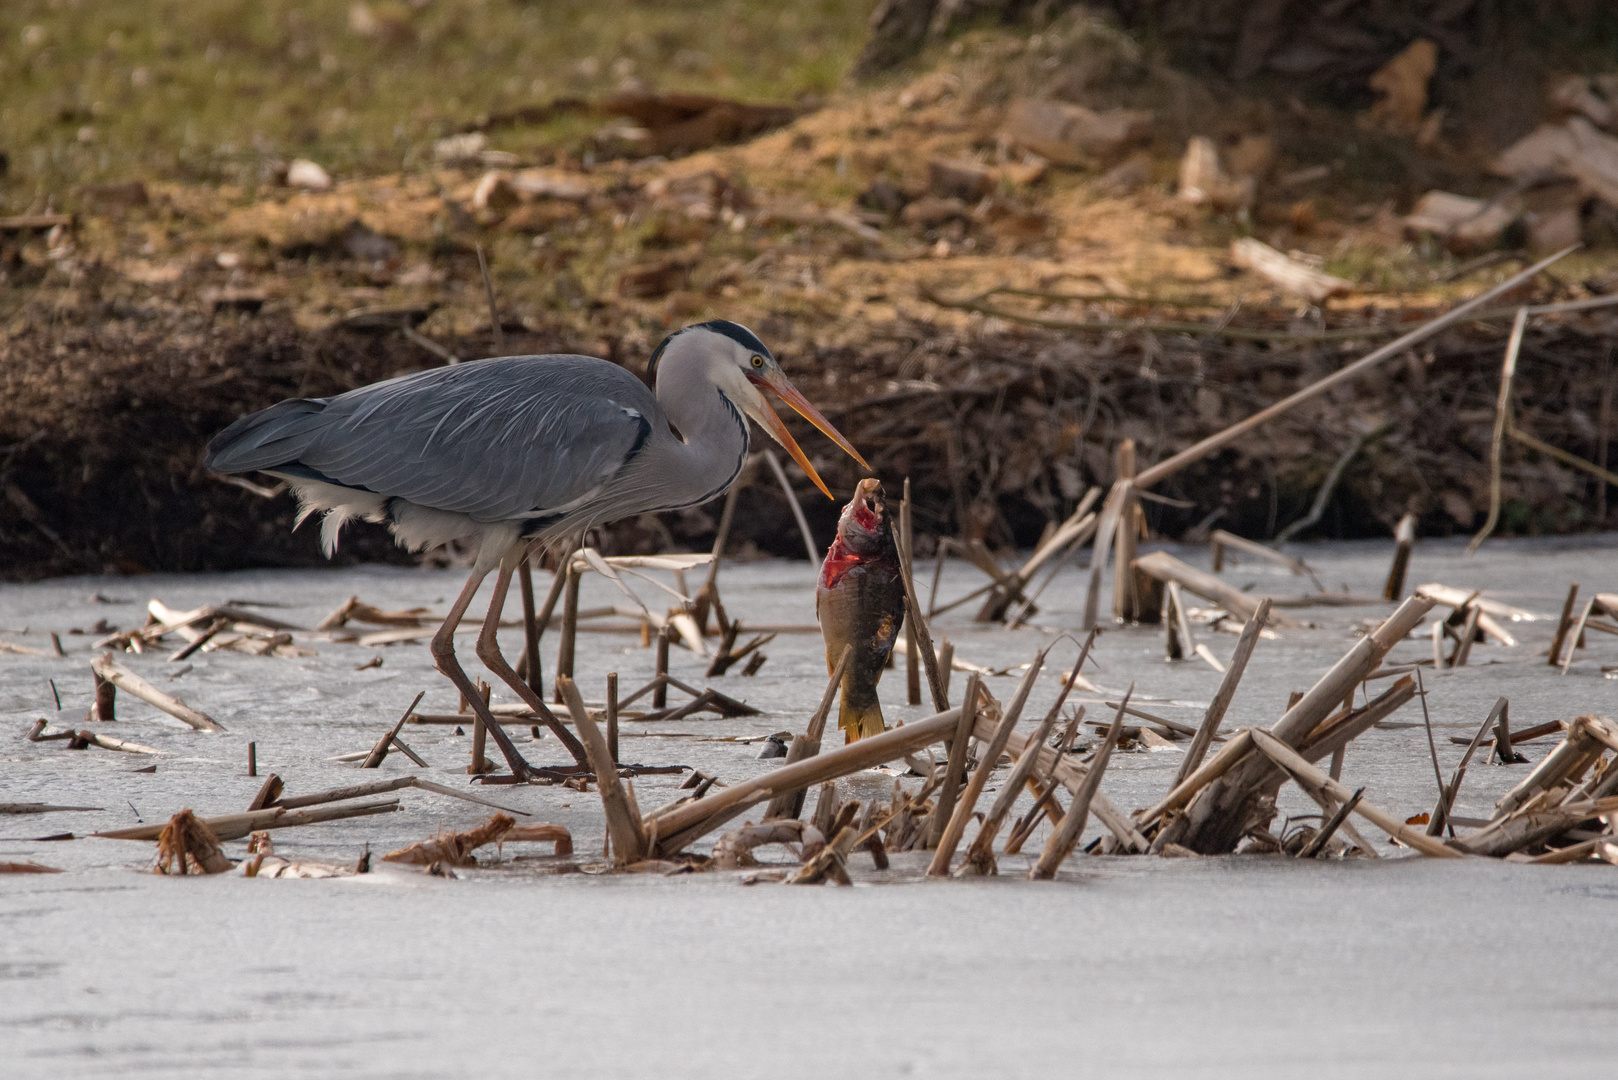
750, 355, 764, 369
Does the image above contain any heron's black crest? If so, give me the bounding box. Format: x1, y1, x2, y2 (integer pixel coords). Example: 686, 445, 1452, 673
644, 320, 771, 388
695, 319, 771, 357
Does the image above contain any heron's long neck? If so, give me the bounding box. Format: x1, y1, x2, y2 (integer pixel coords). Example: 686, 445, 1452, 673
655, 361, 749, 506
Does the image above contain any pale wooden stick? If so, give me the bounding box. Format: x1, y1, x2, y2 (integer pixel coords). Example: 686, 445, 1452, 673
361, 691, 426, 769
649, 705, 965, 856
90, 654, 224, 732
558, 675, 646, 867
925, 672, 980, 849
1470, 306, 1529, 554
1132, 551, 1301, 626
895, 480, 949, 710
97, 799, 400, 843
1172, 596, 1269, 788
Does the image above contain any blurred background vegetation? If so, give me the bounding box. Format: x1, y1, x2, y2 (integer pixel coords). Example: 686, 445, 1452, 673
0, 0, 868, 202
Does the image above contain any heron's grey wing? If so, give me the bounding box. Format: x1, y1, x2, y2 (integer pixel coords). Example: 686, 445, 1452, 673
216, 356, 659, 521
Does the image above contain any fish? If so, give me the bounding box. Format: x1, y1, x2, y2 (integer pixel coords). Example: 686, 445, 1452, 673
816, 478, 908, 743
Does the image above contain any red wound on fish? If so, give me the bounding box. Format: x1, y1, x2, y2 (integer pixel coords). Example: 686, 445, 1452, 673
819, 536, 865, 591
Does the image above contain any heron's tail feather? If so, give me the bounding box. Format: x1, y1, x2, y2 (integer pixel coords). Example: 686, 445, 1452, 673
837, 695, 886, 743
204, 398, 328, 475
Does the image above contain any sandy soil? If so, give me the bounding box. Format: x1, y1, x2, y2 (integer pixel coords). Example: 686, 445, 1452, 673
1, 534, 1615, 1077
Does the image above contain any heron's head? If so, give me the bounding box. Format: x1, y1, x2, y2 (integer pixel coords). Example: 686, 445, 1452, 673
648, 320, 869, 498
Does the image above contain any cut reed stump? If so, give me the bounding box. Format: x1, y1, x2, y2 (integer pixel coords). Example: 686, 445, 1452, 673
153, 810, 234, 874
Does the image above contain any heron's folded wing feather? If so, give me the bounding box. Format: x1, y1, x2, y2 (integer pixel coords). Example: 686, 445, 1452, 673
291, 357, 655, 520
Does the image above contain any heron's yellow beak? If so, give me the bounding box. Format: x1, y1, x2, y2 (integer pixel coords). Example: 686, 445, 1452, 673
748, 371, 870, 499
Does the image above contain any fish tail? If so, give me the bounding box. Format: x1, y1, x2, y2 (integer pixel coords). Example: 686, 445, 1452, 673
837, 694, 887, 743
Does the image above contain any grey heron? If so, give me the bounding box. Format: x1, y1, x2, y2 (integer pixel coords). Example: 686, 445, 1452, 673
206, 320, 867, 781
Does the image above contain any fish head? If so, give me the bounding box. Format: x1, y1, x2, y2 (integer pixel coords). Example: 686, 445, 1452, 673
835, 477, 892, 556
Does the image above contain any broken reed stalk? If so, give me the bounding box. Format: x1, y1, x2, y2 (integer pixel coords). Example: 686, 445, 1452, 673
517, 554, 543, 697
100, 799, 401, 843
476, 242, 503, 354
1276, 424, 1386, 545
528, 557, 569, 695
763, 643, 853, 821
929, 651, 1048, 876
1082, 480, 1131, 631
1384, 514, 1417, 601
1428, 698, 1505, 837
894, 480, 949, 711
1209, 529, 1314, 579
762, 447, 818, 563
1548, 584, 1580, 667
1560, 597, 1599, 675
1033, 689, 1131, 879
694, 479, 743, 634
1131, 551, 1299, 627
553, 559, 581, 701
1246, 728, 1462, 858
466, 679, 496, 774
1112, 440, 1141, 622
1174, 597, 1270, 787
1162, 596, 1435, 853
1451, 603, 1483, 667
653, 625, 670, 709
606, 672, 619, 764
362, 691, 426, 769
903, 479, 921, 706
1297, 787, 1364, 859
247, 774, 283, 811
558, 675, 646, 867
991, 711, 1146, 853
90, 665, 116, 721
960, 706, 1062, 876
274, 775, 525, 815
982, 488, 1100, 622
90, 654, 224, 731
924, 672, 980, 850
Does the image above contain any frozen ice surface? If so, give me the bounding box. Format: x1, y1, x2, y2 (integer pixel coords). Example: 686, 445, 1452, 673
1, 533, 1615, 1078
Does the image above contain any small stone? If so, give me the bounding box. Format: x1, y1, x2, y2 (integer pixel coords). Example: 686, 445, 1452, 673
286, 158, 332, 191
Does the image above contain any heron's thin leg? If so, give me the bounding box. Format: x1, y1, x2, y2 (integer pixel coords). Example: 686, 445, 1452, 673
431, 564, 541, 782
475, 555, 592, 769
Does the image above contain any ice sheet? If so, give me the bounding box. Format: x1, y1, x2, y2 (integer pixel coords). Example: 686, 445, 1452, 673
2, 533, 1616, 1077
